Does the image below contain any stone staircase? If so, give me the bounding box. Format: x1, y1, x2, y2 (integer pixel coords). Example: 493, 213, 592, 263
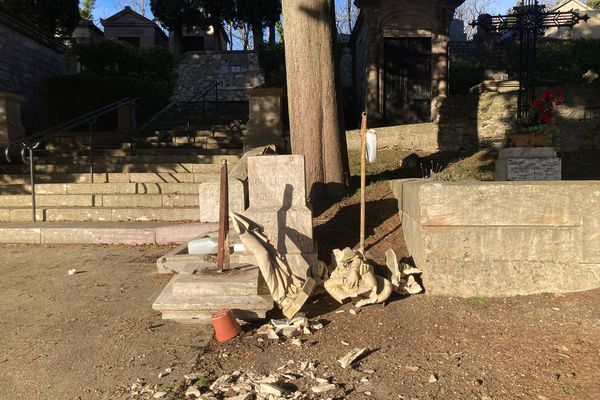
0, 102, 248, 231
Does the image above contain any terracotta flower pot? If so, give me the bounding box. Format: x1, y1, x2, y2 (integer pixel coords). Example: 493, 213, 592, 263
211, 309, 241, 343
511, 134, 552, 148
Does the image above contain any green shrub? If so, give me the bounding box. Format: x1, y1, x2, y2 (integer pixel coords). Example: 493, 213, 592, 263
40, 74, 172, 128
449, 61, 485, 95
70, 40, 178, 84
257, 42, 286, 88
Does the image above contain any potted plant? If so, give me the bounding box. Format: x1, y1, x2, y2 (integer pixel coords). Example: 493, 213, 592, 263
509, 89, 564, 147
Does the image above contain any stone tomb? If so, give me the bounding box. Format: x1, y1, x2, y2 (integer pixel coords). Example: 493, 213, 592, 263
242, 155, 317, 278
495, 147, 561, 181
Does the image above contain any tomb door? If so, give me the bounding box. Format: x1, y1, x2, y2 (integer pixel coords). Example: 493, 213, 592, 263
383, 37, 432, 125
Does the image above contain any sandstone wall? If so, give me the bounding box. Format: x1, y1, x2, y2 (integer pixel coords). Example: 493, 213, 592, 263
0, 12, 74, 130
392, 179, 600, 297
172, 51, 264, 103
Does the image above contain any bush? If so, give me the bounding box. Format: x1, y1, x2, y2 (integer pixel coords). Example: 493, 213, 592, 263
257, 43, 286, 88
449, 61, 485, 95
40, 74, 172, 129
70, 40, 178, 85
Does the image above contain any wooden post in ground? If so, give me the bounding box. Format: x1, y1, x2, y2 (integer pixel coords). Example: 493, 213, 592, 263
359, 112, 367, 254
216, 160, 230, 272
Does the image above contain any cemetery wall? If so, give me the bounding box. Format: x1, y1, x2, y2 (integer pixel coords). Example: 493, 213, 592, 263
347, 84, 600, 152
392, 179, 600, 297
171, 51, 264, 103
0, 12, 75, 130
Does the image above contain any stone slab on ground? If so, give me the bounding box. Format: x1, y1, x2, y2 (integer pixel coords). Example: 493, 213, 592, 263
0, 222, 218, 245
153, 277, 273, 324
392, 179, 600, 297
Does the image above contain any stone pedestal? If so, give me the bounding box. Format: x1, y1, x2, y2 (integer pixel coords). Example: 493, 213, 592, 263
117, 104, 136, 133
0, 92, 26, 148
198, 179, 246, 223
243, 155, 317, 277
244, 87, 285, 150
495, 147, 561, 181
153, 265, 273, 324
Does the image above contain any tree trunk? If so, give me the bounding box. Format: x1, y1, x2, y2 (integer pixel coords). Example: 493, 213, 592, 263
252, 23, 264, 50
172, 22, 184, 56
268, 21, 276, 45
282, 0, 347, 203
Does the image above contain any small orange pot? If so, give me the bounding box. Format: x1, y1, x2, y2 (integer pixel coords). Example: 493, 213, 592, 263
211, 309, 241, 343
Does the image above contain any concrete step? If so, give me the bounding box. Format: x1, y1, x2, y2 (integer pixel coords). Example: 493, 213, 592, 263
0, 193, 198, 208
0, 172, 218, 185
0, 182, 201, 195
0, 221, 217, 244
0, 207, 201, 222
0, 161, 237, 174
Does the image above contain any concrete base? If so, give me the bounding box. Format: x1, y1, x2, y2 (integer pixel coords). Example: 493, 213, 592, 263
392, 179, 600, 297
495, 147, 561, 181
152, 265, 274, 324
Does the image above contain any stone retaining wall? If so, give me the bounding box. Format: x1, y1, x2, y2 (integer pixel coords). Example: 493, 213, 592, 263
350, 84, 600, 152
172, 51, 264, 102
0, 12, 75, 130
392, 179, 600, 297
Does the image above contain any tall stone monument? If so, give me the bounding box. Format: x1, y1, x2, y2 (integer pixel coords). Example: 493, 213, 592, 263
243, 88, 285, 150
241, 155, 317, 277
0, 92, 25, 148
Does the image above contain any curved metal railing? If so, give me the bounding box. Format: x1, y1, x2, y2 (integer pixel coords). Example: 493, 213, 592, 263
4, 97, 139, 222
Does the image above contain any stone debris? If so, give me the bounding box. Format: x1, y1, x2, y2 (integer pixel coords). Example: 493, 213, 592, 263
341, 340, 350, 346
311, 383, 337, 393
157, 367, 171, 378
256, 318, 323, 341
185, 386, 202, 397
291, 338, 303, 346
337, 348, 368, 369
428, 374, 438, 383
68, 269, 77, 275
152, 392, 167, 398
259, 383, 286, 396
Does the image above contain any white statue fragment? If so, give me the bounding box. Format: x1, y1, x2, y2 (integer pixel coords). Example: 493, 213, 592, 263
230, 212, 317, 319
385, 248, 423, 295
324, 248, 393, 308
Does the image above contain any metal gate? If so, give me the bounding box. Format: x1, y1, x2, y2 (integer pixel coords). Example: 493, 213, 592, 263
383, 37, 432, 125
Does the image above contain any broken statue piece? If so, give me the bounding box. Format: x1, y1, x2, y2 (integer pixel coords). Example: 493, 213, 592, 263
384, 248, 423, 295
324, 248, 393, 308
230, 212, 315, 319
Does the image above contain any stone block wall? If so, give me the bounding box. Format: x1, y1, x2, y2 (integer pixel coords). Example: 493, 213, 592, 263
172, 51, 264, 103
0, 12, 75, 131
393, 179, 600, 297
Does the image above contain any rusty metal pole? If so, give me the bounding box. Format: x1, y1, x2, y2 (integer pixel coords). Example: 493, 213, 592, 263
216, 159, 230, 272
359, 112, 367, 255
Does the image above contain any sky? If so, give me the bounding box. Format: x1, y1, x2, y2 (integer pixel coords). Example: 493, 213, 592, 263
91, 0, 519, 24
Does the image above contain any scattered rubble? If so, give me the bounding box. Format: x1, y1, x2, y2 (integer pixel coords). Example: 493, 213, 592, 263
255, 317, 324, 342
337, 348, 368, 369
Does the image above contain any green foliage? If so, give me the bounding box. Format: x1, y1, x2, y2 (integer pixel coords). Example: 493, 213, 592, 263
448, 61, 485, 95
70, 40, 178, 84
40, 74, 172, 128
150, 0, 235, 32
0, 0, 79, 36
588, 0, 600, 10
80, 0, 95, 20
234, 0, 281, 29
257, 42, 286, 87
468, 297, 488, 306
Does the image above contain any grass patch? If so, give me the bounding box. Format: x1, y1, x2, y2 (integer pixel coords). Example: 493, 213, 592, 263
468, 297, 488, 306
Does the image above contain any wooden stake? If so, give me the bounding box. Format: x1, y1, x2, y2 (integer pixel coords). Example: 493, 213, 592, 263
216, 159, 230, 272
359, 112, 367, 254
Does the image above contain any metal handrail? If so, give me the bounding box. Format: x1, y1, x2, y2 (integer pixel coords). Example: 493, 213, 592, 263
139, 80, 222, 133
4, 97, 139, 222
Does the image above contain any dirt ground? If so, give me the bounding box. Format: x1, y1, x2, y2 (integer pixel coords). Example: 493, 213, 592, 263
0, 244, 212, 400
2, 149, 600, 399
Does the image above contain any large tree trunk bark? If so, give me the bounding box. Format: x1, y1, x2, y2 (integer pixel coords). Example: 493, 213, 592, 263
282, 0, 347, 203
268, 21, 276, 45
252, 23, 264, 50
